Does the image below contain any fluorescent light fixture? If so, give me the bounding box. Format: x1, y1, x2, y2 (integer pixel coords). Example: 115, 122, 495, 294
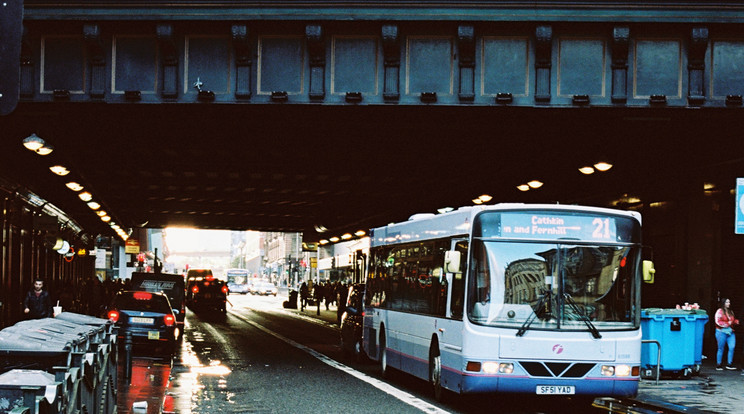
319, 239, 329, 245
50, 165, 70, 176
65, 182, 84, 191
341, 233, 352, 240
517, 184, 530, 192
329, 236, 340, 242
527, 180, 543, 189
594, 161, 613, 172
87, 201, 100, 210
354, 230, 366, 237
23, 133, 45, 151
578, 166, 595, 175
78, 192, 93, 202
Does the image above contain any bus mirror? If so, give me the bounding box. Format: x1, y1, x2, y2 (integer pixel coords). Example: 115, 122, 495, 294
445, 251, 461, 273
642, 260, 655, 284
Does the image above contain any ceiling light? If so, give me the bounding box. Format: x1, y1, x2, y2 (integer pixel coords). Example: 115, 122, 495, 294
517, 184, 530, 192
87, 201, 100, 210
65, 182, 84, 191
527, 180, 543, 189
96, 210, 107, 217
472, 198, 483, 205
437, 207, 454, 214
100, 215, 111, 222
110, 224, 120, 230
329, 236, 340, 242
354, 230, 366, 237
78, 192, 93, 202
35, 144, 54, 155
703, 182, 715, 191
594, 161, 613, 172
314, 225, 328, 233
341, 233, 352, 240
50, 165, 70, 176
479, 194, 492, 203
579, 166, 595, 175
319, 239, 329, 245
22, 133, 45, 151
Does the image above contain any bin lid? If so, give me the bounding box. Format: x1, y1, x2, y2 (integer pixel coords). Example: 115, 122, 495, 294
55, 312, 111, 327
642, 308, 709, 317
0, 369, 55, 386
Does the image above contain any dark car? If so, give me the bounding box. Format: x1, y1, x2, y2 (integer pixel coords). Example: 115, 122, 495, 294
107, 290, 179, 352
131, 272, 186, 332
186, 268, 228, 313
340, 284, 366, 360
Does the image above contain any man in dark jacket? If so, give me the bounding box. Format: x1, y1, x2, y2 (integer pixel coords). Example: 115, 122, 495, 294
23, 278, 52, 319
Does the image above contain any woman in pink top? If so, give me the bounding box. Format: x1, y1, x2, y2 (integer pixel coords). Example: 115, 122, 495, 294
714, 298, 739, 370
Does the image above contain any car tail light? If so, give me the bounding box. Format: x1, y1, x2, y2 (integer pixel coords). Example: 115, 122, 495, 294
108, 310, 120, 322
164, 314, 175, 326
133, 291, 153, 300
221, 285, 229, 294
192, 286, 199, 294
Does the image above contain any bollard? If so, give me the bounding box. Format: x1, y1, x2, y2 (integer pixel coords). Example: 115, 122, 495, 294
125, 330, 133, 382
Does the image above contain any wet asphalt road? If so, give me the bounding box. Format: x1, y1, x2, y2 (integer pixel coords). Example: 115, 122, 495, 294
123, 294, 605, 414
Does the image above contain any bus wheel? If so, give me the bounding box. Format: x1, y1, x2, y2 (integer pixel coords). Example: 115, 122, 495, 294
430, 345, 444, 401
380, 330, 390, 378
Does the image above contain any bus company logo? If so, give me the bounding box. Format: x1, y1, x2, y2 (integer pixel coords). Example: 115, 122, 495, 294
552, 344, 564, 355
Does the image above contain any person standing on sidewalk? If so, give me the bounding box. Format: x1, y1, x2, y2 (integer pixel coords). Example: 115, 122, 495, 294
714, 297, 739, 370
23, 278, 52, 319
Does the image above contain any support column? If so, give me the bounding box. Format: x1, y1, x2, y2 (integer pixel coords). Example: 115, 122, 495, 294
534, 25, 552, 103
84, 24, 105, 99
688, 26, 708, 106
611, 26, 630, 104
157, 24, 178, 99
382, 24, 400, 101
232, 24, 252, 100
458, 25, 475, 102
306, 24, 325, 101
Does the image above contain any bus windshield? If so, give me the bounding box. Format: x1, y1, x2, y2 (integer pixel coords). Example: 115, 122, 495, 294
467, 211, 641, 332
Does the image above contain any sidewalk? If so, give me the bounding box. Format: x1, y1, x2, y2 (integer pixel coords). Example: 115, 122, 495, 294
280, 300, 744, 414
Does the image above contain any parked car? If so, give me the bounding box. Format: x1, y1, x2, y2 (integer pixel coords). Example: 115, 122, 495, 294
251, 281, 278, 296
107, 290, 179, 353
340, 284, 366, 360
131, 272, 186, 333
186, 268, 228, 313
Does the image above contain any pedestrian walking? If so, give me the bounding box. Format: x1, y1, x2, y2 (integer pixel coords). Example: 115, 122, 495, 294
714, 297, 739, 370
299, 282, 309, 311
23, 278, 52, 319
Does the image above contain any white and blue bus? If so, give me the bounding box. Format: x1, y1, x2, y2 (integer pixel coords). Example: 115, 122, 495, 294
226, 268, 251, 294
363, 204, 654, 399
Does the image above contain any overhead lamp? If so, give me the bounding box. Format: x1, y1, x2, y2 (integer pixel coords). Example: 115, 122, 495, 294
78, 192, 92, 202
87, 201, 100, 210
329, 236, 340, 243
50, 165, 70, 176
354, 230, 366, 237
96, 210, 107, 217
527, 180, 543, 189
22, 133, 45, 151
314, 225, 328, 233
319, 239, 329, 245
36, 144, 54, 155
593, 161, 613, 172
517, 184, 530, 192
100, 215, 111, 222
437, 207, 454, 214
472, 198, 483, 205
111, 224, 120, 230
578, 166, 595, 175
341, 233, 352, 240
56, 240, 71, 255
478, 194, 492, 203
66, 182, 84, 191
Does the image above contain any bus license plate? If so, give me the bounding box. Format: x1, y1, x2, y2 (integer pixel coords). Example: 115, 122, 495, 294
536, 385, 575, 395
148, 331, 160, 340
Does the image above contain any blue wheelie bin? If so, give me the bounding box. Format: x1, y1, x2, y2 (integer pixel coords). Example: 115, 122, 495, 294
641, 308, 709, 378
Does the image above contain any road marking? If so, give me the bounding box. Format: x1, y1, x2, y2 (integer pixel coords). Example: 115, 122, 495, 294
229, 310, 452, 414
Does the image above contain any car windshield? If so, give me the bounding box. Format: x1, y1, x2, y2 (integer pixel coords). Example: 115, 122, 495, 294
466, 239, 640, 332
115, 293, 172, 314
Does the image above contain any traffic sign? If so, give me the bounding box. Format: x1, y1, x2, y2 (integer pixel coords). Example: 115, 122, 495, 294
0, 0, 23, 116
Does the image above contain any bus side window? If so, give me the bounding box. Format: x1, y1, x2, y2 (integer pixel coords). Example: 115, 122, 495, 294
450, 240, 468, 320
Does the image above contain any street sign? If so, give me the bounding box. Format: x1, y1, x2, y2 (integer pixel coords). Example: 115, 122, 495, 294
125, 238, 140, 253
0, 0, 23, 116
310, 257, 317, 268
736, 178, 744, 234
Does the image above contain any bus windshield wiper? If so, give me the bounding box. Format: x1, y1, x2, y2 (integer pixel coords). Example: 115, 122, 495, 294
516, 289, 552, 337
563, 293, 602, 339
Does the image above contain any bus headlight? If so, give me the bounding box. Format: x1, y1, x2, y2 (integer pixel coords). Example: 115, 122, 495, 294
498, 363, 514, 374
483, 362, 499, 374
615, 365, 632, 377
601, 365, 615, 376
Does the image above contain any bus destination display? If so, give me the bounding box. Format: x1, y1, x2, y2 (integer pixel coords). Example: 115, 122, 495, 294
499, 212, 617, 241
